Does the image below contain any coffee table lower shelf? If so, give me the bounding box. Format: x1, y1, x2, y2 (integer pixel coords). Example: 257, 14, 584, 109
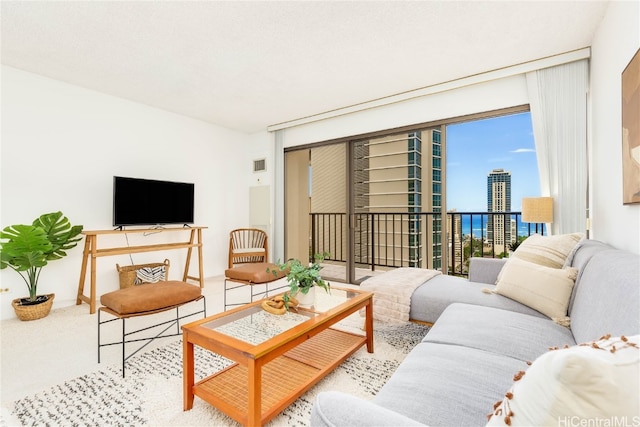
192, 327, 365, 425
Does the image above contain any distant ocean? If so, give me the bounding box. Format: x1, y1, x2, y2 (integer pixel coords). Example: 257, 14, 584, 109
460, 215, 488, 236
458, 214, 546, 237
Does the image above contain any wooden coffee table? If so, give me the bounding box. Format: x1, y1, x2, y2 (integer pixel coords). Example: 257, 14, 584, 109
182, 287, 373, 427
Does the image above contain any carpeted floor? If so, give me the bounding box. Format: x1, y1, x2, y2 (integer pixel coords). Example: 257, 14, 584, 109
1, 319, 429, 426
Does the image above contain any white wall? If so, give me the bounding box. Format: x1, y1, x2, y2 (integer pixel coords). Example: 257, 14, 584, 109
246, 130, 277, 258
590, 0, 640, 253
0, 66, 252, 319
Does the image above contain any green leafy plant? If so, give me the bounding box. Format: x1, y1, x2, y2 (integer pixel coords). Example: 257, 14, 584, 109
508, 236, 527, 252
0, 211, 83, 302
269, 252, 331, 306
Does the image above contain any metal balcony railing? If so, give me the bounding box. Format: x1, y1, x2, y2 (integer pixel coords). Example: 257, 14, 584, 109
310, 211, 547, 278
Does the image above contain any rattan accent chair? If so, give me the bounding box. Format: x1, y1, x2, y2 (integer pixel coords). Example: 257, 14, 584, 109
228, 228, 268, 268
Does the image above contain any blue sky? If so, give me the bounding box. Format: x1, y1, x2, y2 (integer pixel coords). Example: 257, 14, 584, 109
445, 112, 540, 212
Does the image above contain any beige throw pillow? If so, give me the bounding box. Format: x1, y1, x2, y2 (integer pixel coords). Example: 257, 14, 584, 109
510, 232, 584, 269
495, 258, 577, 319
486, 335, 640, 427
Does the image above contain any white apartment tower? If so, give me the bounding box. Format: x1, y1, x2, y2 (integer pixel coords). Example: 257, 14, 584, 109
355, 128, 443, 269
487, 168, 512, 251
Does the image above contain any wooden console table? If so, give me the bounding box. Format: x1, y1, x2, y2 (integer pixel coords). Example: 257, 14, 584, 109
76, 226, 207, 314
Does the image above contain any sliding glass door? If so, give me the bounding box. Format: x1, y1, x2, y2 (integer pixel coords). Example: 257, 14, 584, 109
282, 106, 541, 283
284, 125, 444, 285
285, 144, 349, 283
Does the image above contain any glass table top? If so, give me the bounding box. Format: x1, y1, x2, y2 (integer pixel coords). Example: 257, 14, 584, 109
201, 288, 360, 346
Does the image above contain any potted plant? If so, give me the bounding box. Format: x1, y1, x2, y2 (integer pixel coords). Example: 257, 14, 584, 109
0, 211, 83, 320
270, 252, 331, 308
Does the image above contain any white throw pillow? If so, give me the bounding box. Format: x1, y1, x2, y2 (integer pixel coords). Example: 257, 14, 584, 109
510, 232, 584, 269
495, 258, 577, 319
487, 335, 640, 427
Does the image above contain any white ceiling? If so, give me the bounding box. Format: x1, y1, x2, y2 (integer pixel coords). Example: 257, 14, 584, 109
1, 1, 609, 133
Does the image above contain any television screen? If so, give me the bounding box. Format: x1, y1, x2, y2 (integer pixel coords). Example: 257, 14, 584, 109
113, 176, 195, 227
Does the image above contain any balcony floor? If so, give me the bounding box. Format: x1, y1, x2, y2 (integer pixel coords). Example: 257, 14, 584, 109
319, 261, 390, 284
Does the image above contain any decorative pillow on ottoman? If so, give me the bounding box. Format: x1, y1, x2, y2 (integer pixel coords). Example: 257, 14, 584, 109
509, 232, 584, 269
487, 334, 640, 426
494, 258, 577, 319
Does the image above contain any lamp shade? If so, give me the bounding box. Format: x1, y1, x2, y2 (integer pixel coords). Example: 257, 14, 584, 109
522, 197, 554, 223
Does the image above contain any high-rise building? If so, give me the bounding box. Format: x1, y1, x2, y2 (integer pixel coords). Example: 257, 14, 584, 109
447, 208, 463, 272
306, 128, 443, 272
355, 128, 442, 269
487, 168, 511, 250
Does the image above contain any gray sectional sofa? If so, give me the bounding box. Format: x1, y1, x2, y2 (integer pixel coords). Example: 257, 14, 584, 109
311, 239, 640, 426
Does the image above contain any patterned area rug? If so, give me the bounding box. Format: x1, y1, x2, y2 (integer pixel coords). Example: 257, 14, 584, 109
2, 320, 429, 426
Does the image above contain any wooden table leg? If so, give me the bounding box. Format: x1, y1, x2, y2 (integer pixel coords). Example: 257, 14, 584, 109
183, 229, 195, 283
89, 239, 97, 314
247, 359, 262, 427
183, 335, 195, 410
76, 237, 91, 306
197, 228, 204, 288
365, 298, 374, 353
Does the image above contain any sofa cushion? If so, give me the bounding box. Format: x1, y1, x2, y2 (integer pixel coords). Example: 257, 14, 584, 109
494, 258, 577, 319
569, 239, 611, 270
373, 342, 528, 427
409, 275, 546, 324
468, 257, 508, 284
567, 239, 613, 313
569, 249, 640, 343
311, 392, 425, 427
487, 335, 639, 426
424, 303, 576, 361
508, 232, 584, 270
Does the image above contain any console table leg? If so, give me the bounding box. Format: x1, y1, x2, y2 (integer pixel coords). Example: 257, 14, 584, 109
197, 228, 204, 288
90, 239, 97, 314
76, 237, 91, 306
183, 229, 195, 283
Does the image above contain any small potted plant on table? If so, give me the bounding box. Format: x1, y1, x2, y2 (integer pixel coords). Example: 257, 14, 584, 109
269, 252, 331, 309
0, 211, 83, 321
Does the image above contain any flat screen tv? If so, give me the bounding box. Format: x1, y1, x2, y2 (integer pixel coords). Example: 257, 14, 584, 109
113, 176, 195, 227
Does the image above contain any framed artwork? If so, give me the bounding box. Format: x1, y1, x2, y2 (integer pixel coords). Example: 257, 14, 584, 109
622, 48, 640, 204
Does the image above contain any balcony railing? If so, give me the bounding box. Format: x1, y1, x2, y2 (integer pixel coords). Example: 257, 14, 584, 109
310, 211, 547, 278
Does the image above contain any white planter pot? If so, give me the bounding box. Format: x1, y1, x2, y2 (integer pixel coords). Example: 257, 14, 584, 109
296, 287, 315, 307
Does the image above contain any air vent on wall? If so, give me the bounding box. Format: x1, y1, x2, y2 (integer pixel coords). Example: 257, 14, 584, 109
253, 158, 266, 172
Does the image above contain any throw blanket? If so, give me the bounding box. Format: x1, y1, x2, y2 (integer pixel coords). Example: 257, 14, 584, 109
361, 268, 442, 323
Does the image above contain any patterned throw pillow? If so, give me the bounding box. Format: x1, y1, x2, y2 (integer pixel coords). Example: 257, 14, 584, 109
510, 232, 584, 269
494, 258, 577, 319
134, 265, 167, 285
487, 335, 640, 426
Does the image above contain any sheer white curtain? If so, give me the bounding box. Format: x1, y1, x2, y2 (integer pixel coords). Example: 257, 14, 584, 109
526, 60, 589, 235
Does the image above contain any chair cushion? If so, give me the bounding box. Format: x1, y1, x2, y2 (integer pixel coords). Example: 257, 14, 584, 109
225, 262, 287, 284
232, 247, 266, 255
100, 281, 202, 315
